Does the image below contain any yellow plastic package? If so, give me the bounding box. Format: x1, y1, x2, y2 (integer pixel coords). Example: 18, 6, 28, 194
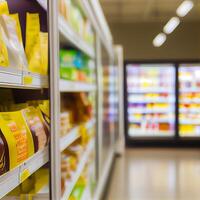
0, 14, 28, 70
25, 13, 41, 74
21, 107, 49, 152
40, 32, 48, 75
0, 111, 34, 170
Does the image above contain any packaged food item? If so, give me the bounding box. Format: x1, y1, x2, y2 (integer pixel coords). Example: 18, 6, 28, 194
40, 32, 48, 75
0, 111, 34, 170
22, 107, 49, 152
25, 13, 41, 73
0, 14, 28, 70
0, 133, 9, 175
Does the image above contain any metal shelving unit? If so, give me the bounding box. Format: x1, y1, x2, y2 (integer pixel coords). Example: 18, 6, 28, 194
0, 0, 119, 199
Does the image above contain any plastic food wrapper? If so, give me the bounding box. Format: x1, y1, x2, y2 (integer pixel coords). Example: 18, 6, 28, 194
0, 14, 28, 70
0, 111, 34, 170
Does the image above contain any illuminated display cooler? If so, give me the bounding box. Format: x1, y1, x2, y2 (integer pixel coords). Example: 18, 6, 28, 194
179, 64, 200, 137
124, 62, 200, 147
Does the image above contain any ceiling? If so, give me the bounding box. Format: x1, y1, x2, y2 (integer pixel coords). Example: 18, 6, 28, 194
100, 0, 200, 23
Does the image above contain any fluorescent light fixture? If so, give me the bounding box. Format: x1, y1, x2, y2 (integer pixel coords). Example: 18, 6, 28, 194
176, 0, 194, 17
163, 17, 180, 34
153, 33, 167, 47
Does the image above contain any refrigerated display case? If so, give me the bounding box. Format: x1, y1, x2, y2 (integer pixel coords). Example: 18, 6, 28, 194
125, 63, 176, 138
179, 64, 200, 137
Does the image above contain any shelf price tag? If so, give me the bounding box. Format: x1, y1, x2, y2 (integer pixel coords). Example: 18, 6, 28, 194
20, 169, 31, 183
23, 75, 33, 85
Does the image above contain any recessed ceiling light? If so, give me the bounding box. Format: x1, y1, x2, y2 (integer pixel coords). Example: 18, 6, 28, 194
153, 33, 167, 47
176, 0, 194, 17
163, 17, 180, 34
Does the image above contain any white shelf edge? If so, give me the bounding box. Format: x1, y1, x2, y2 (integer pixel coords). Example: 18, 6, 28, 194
59, 80, 96, 92
0, 67, 48, 89
61, 139, 94, 200
0, 147, 49, 199
59, 16, 95, 59
60, 118, 95, 152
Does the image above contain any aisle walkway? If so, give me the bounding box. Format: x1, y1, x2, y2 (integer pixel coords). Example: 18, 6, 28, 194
105, 148, 200, 200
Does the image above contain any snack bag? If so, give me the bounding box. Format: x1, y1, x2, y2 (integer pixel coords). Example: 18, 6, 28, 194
0, 111, 34, 170
25, 13, 41, 73
0, 14, 28, 70
22, 107, 49, 152
40, 32, 48, 75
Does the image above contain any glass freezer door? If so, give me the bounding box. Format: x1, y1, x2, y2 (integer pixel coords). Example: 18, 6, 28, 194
126, 64, 176, 138
179, 64, 200, 137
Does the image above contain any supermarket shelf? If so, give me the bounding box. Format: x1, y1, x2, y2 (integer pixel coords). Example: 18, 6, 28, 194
0, 67, 48, 89
59, 80, 96, 92
128, 88, 173, 93
180, 99, 200, 104
0, 147, 49, 199
128, 108, 173, 114
36, 0, 47, 10
180, 88, 200, 93
180, 108, 200, 113
60, 118, 95, 152
59, 16, 95, 59
180, 134, 200, 138
61, 139, 94, 200
179, 119, 200, 125
128, 130, 174, 137
128, 98, 175, 103
128, 118, 174, 123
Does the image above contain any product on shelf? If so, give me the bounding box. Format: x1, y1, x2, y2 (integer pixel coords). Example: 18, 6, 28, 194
0, 1, 49, 75
59, 0, 94, 45
0, 13, 28, 70
0, 111, 35, 170
0, 98, 50, 176
60, 93, 94, 136
60, 49, 94, 83
126, 64, 176, 137
25, 13, 48, 75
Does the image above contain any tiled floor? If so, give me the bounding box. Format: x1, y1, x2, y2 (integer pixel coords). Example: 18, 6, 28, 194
105, 148, 200, 200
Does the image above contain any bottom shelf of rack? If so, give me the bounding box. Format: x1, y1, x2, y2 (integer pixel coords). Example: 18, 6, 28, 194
61, 139, 94, 200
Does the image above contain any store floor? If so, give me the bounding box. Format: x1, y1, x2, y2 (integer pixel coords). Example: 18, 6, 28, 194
105, 148, 200, 200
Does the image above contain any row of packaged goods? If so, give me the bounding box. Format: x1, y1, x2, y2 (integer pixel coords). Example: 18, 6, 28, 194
59, 0, 94, 46
60, 93, 94, 137
0, 99, 50, 176
61, 137, 94, 197
129, 123, 174, 133
60, 49, 95, 83
0, 1, 48, 75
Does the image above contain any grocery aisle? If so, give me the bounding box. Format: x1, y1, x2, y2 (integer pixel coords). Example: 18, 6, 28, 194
105, 149, 200, 200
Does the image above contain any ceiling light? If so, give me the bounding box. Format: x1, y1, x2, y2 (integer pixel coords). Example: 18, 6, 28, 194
176, 0, 194, 17
163, 17, 180, 34
153, 33, 167, 47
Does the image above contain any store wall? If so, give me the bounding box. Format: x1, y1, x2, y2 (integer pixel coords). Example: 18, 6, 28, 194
110, 21, 200, 61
